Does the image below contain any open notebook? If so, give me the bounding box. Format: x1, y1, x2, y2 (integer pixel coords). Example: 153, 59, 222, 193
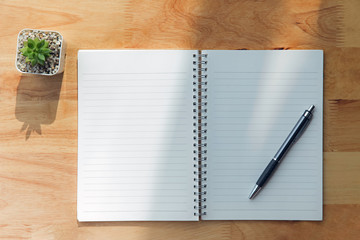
77, 50, 323, 221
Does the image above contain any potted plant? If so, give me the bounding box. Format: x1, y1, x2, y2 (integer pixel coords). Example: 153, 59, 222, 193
15, 29, 66, 76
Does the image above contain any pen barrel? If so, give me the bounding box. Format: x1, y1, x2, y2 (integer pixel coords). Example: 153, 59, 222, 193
256, 159, 278, 187
273, 110, 313, 162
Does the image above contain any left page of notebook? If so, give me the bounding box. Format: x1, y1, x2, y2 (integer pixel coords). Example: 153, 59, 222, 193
77, 50, 198, 221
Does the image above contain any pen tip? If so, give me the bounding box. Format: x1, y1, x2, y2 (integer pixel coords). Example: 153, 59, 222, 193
249, 185, 262, 199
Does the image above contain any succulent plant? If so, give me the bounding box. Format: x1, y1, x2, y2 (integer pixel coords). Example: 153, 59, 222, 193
20, 38, 51, 66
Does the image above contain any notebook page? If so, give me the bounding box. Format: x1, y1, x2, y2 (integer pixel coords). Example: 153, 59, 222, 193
77, 50, 198, 221
203, 50, 323, 220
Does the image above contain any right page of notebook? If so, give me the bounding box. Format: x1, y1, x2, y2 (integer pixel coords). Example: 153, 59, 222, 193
203, 50, 323, 220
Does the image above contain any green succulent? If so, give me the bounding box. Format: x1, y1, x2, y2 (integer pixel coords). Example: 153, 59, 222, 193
20, 38, 51, 66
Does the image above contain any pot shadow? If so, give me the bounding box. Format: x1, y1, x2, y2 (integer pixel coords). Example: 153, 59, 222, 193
15, 73, 63, 140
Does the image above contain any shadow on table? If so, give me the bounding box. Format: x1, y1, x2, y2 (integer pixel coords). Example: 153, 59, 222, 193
15, 73, 63, 140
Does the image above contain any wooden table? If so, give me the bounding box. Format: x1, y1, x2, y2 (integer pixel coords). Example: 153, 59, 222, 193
1, 0, 359, 239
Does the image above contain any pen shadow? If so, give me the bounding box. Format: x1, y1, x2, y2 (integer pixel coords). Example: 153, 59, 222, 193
15, 73, 63, 140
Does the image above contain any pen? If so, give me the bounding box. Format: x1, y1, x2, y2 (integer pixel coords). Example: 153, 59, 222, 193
249, 105, 315, 199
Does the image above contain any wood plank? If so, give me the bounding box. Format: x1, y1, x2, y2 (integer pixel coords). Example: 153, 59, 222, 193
324, 47, 360, 99
324, 99, 360, 152
126, 0, 344, 49
324, 152, 360, 204
230, 204, 360, 240
323, 47, 360, 151
344, 0, 360, 47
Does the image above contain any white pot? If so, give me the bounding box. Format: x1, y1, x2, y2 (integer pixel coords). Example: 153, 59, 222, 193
15, 29, 66, 76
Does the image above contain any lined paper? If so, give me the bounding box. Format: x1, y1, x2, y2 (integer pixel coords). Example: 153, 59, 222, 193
78, 50, 197, 221
203, 50, 323, 220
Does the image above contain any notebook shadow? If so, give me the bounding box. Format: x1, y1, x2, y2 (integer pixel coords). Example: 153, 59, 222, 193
15, 73, 63, 140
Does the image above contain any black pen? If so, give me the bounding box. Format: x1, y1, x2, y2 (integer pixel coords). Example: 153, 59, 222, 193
249, 105, 315, 199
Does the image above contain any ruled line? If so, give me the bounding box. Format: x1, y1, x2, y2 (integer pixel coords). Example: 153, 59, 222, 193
211, 162, 317, 165
211, 187, 316, 190
213, 77, 317, 79
210, 155, 317, 158
212, 110, 302, 113
212, 174, 317, 177
83, 78, 189, 81
84, 182, 187, 184
82, 85, 187, 88
84, 143, 188, 146
213, 71, 318, 74
82, 92, 188, 94
84, 163, 186, 166
84, 201, 188, 204
214, 116, 298, 119
83, 156, 187, 159
212, 200, 317, 203
213, 91, 318, 94
83, 72, 188, 75
212, 180, 317, 184
212, 193, 316, 197
85, 150, 187, 152
83, 111, 187, 113
214, 100, 317, 103
84, 210, 188, 213
83, 98, 187, 101
83, 123, 187, 126
84, 195, 190, 198
84, 187, 187, 190
84, 130, 188, 133
84, 176, 188, 179
80, 136, 188, 139
210, 209, 318, 212
211, 84, 318, 86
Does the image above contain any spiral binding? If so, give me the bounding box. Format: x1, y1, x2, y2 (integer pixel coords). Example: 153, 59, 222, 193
192, 51, 208, 217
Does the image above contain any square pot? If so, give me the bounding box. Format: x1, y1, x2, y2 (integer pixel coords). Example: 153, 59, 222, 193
15, 29, 66, 76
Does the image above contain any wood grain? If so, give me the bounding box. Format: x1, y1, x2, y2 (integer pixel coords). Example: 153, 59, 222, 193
0, 0, 359, 239
125, 0, 344, 49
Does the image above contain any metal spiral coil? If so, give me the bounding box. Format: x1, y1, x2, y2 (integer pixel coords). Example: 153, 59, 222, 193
194, 205, 207, 209
194, 198, 207, 202
192, 51, 208, 217
194, 136, 207, 140
194, 191, 207, 196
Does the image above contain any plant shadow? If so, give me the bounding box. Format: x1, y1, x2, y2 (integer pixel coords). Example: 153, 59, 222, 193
15, 73, 63, 140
